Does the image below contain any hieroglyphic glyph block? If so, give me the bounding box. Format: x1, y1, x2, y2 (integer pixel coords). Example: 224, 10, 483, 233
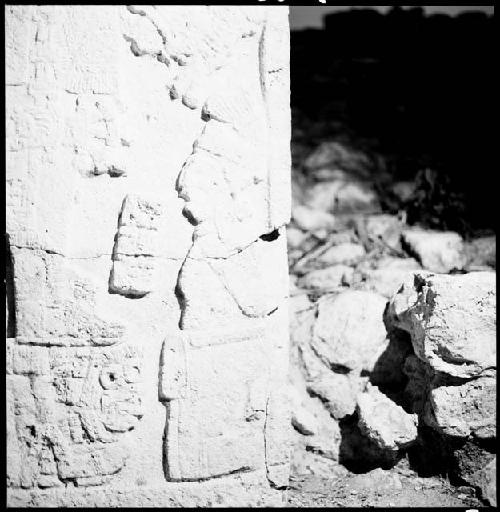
6, 5, 290, 506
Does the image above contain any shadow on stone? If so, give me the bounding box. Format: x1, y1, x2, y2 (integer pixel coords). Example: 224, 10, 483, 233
407, 425, 453, 478
338, 413, 402, 474
5, 233, 16, 338
369, 327, 413, 410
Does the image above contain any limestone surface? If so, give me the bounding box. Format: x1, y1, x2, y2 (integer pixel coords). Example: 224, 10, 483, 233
316, 242, 366, 267
472, 458, 497, 507
359, 256, 422, 298
402, 228, 466, 273
6, 5, 291, 506
292, 205, 336, 232
311, 291, 389, 373
425, 375, 496, 439
386, 272, 496, 378
357, 385, 418, 452
298, 265, 354, 291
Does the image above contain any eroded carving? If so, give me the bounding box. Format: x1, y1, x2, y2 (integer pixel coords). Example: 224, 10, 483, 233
109, 194, 165, 297
6, 5, 290, 502
12, 248, 125, 346
7, 342, 143, 489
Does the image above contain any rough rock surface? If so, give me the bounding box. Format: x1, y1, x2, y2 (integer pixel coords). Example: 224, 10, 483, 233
402, 228, 466, 273
357, 385, 419, 452
303, 141, 374, 177
305, 180, 380, 214
316, 242, 366, 267
464, 235, 496, 270
471, 458, 497, 507
6, 5, 291, 506
298, 265, 354, 290
386, 272, 496, 378
359, 256, 422, 298
363, 214, 404, 252
426, 375, 496, 439
311, 291, 389, 373
289, 212, 496, 506
292, 204, 336, 232
384, 270, 496, 501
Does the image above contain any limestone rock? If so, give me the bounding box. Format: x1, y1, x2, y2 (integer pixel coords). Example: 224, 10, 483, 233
297, 265, 354, 290
306, 374, 358, 420
299, 343, 358, 420
386, 272, 496, 378
464, 235, 496, 270
452, 439, 496, 499
363, 214, 404, 252
311, 168, 350, 183
303, 141, 373, 178
357, 385, 418, 452
305, 180, 380, 214
390, 180, 416, 203
301, 398, 342, 462
291, 406, 318, 436
292, 205, 335, 232
473, 458, 496, 506
360, 256, 421, 298
288, 293, 314, 317
402, 228, 466, 273
316, 242, 366, 267
302, 182, 342, 213
425, 375, 496, 439
334, 181, 380, 214
311, 291, 389, 373
289, 306, 316, 353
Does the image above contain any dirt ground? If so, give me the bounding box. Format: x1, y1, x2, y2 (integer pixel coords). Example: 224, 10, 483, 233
286, 464, 484, 508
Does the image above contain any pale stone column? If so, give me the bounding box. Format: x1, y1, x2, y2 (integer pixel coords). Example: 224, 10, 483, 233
6, 5, 291, 507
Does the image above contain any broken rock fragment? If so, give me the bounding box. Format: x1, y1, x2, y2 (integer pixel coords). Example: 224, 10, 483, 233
311, 291, 389, 373
357, 384, 418, 452
425, 375, 496, 439
316, 242, 366, 267
464, 235, 496, 270
386, 271, 496, 379
402, 228, 466, 273
292, 204, 335, 232
359, 256, 421, 298
470, 458, 497, 507
297, 265, 354, 291
303, 141, 374, 177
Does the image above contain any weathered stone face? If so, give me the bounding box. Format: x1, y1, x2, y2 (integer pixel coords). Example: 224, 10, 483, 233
385, 271, 497, 493
386, 271, 496, 379
6, 5, 291, 507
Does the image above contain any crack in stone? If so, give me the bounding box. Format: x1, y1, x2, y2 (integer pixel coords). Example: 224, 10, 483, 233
11, 244, 183, 262
126, 5, 168, 46
6, 234, 17, 338
263, 394, 271, 482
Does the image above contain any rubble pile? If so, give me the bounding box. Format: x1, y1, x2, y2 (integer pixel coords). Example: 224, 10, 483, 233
287, 139, 496, 507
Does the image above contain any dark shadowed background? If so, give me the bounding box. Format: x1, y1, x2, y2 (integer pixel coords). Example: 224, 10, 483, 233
289, 5, 495, 234
290, 6, 494, 29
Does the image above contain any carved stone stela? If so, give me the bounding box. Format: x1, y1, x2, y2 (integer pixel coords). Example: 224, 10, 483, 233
6, 5, 291, 507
